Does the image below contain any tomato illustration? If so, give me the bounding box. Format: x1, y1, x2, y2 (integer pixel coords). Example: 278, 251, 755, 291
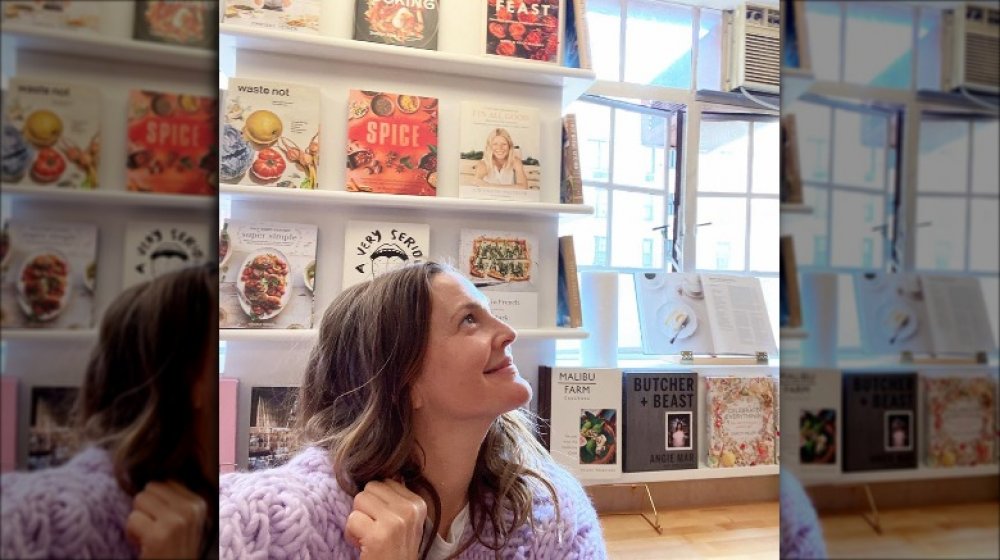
496, 40, 517, 57
488, 21, 507, 39
509, 22, 526, 40
495, 7, 512, 21
31, 147, 66, 183
251, 148, 286, 181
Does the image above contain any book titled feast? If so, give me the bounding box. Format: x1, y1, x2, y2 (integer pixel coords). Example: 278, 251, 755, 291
458, 228, 538, 328
484, 0, 562, 63
623, 371, 698, 472
354, 0, 440, 50
342, 220, 430, 291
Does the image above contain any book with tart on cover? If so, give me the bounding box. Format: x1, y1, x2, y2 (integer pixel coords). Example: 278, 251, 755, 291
705, 374, 777, 468
458, 228, 538, 328
248, 386, 299, 471
623, 371, 698, 472
133, 1, 217, 49
354, 0, 439, 50
342, 220, 429, 291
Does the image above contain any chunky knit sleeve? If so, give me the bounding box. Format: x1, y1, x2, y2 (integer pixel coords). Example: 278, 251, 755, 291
779, 471, 828, 559
546, 462, 608, 559
218, 448, 359, 560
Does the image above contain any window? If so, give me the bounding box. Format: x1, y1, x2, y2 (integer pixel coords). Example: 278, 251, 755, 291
642, 239, 654, 267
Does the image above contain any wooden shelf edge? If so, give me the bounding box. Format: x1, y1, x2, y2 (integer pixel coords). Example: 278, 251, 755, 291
581, 464, 780, 487
797, 464, 1000, 487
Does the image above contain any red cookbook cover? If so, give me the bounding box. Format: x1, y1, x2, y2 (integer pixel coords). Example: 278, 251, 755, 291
126, 90, 218, 196
345, 89, 438, 196
485, 0, 561, 63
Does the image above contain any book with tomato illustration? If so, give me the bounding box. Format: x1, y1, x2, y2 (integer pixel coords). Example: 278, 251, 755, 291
842, 371, 918, 472
342, 220, 430, 291
458, 101, 541, 202
538, 366, 622, 480
219, 219, 317, 330
484, 0, 562, 63
346, 89, 438, 196
248, 386, 299, 471
2, 78, 100, 189
133, 0, 217, 49
0, 221, 97, 330
458, 228, 538, 328
27, 386, 79, 471
1, 376, 17, 473
780, 369, 841, 476
705, 375, 777, 468
126, 90, 216, 196
924, 372, 997, 468
122, 222, 211, 289
623, 371, 698, 472
222, 0, 320, 34
222, 78, 320, 190
354, 0, 439, 50
1, 1, 100, 32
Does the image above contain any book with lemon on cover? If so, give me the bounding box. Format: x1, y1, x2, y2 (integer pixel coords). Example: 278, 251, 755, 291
221, 78, 320, 190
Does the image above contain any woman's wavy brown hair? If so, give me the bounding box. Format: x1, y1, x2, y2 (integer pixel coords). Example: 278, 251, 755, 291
296, 262, 559, 559
73, 263, 218, 558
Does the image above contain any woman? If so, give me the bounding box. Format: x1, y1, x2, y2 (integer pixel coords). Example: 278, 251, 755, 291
472, 128, 529, 189
219, 262, 606, 559
1, 264, 218, 559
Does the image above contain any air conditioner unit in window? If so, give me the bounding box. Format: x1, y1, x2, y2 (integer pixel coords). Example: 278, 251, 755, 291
941, 2, 1000, 93
722, 3, 781, 95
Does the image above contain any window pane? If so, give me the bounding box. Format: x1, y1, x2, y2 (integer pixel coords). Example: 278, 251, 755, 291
805, 1, 842, 82
611, 191, 663, 268
759, 276, 779, 344
783, 186, 829, 267
918, 120, 969, 194
831, 190, 884, 268
972, 120, 1000, 195
970, 199, 999, 272
838, 274, 861, 349
699, 121, 749, 193
749, 199, 779, 272
845, 3, 914, 89
752, 121, 779, 194
558, 185, 608, 267
832, 110, 887, 190
980, 277, 1000, 350
624, 0, 692, 89
618, 273, 641, 349
696, 197, 747, 271
588, 0, 622, 81
697, 8, 723, 91
915, 196, 965, 271
612, 109, 665, 189
568, 101, 611, 182
916, 8, 942, 91
787, 101, 831, 182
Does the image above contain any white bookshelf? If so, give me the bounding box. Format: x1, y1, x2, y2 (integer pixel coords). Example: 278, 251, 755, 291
2, 184, 214, 210
220, 327, 588, 343
797, 464, 999, 487
583, 464, 779, 487
0, 329, 98, 343
780, 327, 809, 339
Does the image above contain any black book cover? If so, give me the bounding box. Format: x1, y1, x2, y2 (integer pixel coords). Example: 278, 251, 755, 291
133, 1, 217, 49
354, 0, 440, 50
623, 371, 698, 471
842, 372, 918, 472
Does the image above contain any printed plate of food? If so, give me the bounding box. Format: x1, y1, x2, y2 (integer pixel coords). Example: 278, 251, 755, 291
219, 227, 232, 268
236, 248, 292, 321
303, 260, 315, 293
656, 302, 698, 344
877, 302, 918, 345
16, 249, 71, 322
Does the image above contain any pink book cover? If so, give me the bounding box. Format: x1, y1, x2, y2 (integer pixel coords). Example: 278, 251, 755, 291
219, 378, 238, 474
1, 377, 17, 472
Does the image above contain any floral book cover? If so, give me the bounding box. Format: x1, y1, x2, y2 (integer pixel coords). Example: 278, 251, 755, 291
1, 1, 99, 32
354, 0, 439, 50
28, 386, 79, 471
122, 222, 211, 289
924, 374, 997, 468
484, 0, 561, 63
222, 78, 320, 190
346, 89, 438, 196
248, 386, 299, 471
0, 221, 97, 330
623, 371, 698, 472
841, 371, 918, 472
222, 0, 320, 34
126, 90, 217, 195
705, 376, 777, 468
458, 101, 541, 202
133, 0, 217, 49
342, 220, 430, 291
219, 219, 317, 330
3, 78, 100, 189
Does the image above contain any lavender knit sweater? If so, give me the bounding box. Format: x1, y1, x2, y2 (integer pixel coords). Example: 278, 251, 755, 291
0, 447, 137, 559
219, 447, 608, 559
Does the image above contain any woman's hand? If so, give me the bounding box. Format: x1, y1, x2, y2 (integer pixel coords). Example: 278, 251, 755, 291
125, 481, 206, 559
346, 480, 428, 560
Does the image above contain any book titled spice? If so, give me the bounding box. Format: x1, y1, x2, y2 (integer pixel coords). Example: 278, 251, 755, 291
354, 0, 440, 50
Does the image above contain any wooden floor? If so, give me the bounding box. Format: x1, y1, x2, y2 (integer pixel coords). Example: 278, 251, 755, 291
599, 501, 779, 559
818, 501, 1000, 559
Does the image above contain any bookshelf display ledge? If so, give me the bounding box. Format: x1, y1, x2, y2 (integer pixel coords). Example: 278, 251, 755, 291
220, 327, 587, 343
780, 203, 813, 215
220, 185, 593, 216
219, 24, 596, 107
582, 464, 779, 487
1, 185, 214, 209
798, 464, 1000, 487
1, 23, 215, 71
780, 327, 808, 339
2, 329, 97, 342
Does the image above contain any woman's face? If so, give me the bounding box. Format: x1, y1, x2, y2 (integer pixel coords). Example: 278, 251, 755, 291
411, 271, 531, 422
490, 135, 510, 160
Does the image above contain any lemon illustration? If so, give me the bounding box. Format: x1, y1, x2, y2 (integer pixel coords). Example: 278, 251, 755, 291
23, 110, 63, 147
940, 450, 956, 466
179, 95, 200, 113
243, 110, 283, 146
721, 451, 736, 467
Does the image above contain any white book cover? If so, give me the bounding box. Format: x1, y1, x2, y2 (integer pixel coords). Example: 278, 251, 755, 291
3, 78, 101, 189
544, 367, 622, 480
219, 219, 317, 329
222, 0, 320, 33
458, 228, 538, 328
921, 275, 996, 355
221, 78, 320, 189
1, 221, 97, 329
701, 274, 777, 356
1, 1, 100, 31
780, 369, 841, 477
342, 220, 430, 291
122, 222, 211, 289
854, 272, 934, 355
458, 102, 541, 203
634, 272, 715, 355
705, 375, 777, 468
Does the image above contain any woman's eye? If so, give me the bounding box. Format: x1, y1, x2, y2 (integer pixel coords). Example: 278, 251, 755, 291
463, 313, 477, 325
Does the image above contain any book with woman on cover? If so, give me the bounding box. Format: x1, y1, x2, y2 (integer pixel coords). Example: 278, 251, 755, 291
459, 102, 541, 202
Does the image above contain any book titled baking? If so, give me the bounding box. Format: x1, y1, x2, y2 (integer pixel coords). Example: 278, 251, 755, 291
342, 220, 430, 291
623, 371, 698, 472
222, 78, 320, 190
222, 0, 320, 34
841, 371, 918, 472
346, 89, 438, 196
780, 369, 841, 475
3, 78, 100, 189
458, 102, 541, 202
133, 0, 217, 49
924, 373, 997, 467
354, 0, 440, 50
219, 219, 318, 330
458, 228, 538, 328
484, 0, 562, 63
122, 222, 211, 289
538, 367, 622, 480
705, 375, 777, 468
